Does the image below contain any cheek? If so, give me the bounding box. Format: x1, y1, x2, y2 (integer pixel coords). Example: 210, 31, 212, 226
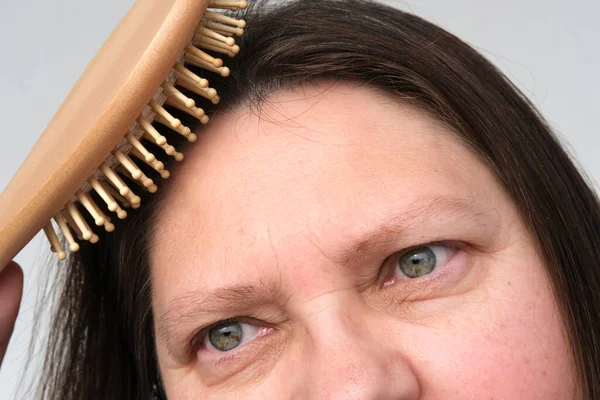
160, 368, 285, 400
404, 271, 575, 399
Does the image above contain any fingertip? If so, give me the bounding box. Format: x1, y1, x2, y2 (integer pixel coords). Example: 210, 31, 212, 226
0, 261, 23, 366
0, 262, 24, 302
2, 262, 23, 283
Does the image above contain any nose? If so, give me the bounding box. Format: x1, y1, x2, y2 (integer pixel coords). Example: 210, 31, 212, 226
297, 297, 420, 399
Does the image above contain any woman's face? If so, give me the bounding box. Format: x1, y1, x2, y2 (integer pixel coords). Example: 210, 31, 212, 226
150, 82, 575, 399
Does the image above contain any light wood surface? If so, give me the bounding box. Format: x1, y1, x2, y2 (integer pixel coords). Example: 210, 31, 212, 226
0, 0, 212, 270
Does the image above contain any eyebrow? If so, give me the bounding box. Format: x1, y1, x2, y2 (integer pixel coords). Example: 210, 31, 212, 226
156, 195, 493, 351
338, 195, 490, 267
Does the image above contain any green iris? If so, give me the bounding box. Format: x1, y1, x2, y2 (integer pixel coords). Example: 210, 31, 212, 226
208, 322, 243, 352
399, 246, 436, 278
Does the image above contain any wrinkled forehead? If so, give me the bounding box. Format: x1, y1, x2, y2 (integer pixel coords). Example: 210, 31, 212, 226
149, 82, 503, 291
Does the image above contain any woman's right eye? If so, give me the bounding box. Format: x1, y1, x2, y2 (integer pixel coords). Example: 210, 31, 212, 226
204, 320, 261, 353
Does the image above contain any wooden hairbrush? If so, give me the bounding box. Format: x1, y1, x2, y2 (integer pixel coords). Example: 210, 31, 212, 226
0, 0, 248, 271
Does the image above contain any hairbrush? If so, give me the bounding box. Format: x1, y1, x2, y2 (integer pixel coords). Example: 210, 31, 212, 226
0, 0, 248, 271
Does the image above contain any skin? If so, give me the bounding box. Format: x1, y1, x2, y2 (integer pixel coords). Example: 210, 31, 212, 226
150, 82, 576, 399
0, 262, 24, 368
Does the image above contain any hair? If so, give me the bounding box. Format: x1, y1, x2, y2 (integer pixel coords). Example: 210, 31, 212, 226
32, 0, 599, 398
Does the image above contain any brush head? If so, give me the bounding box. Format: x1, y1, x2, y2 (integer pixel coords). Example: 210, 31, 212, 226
0, 0, 248, 270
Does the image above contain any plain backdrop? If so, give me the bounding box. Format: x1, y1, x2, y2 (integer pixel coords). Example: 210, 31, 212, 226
0, 0, 598, 398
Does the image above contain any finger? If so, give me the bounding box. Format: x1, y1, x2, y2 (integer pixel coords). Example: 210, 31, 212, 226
0, 261, 24, 367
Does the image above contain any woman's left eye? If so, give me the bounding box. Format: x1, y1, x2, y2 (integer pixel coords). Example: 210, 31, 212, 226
392, 244, 456, 280
204, 321, 261, 353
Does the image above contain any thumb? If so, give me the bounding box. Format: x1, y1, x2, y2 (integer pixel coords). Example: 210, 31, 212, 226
0, 261, 24, 368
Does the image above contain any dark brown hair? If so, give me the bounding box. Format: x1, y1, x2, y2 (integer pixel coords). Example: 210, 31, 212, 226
34, 0, 600, 398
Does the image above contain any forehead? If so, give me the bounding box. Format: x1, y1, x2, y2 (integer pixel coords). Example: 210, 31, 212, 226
150, 82, 498, 297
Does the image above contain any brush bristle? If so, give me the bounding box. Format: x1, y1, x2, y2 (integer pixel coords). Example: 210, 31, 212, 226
43, 0, 248, 259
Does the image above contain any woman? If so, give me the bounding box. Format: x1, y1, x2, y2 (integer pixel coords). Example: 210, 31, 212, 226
2, 0, 599, 398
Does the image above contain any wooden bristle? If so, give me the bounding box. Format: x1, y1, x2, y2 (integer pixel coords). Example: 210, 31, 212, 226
196, 26, 236, 46
184, 51, 231, 77
103, 184, 131, 209
149, 99, 181, 129
194, 34, 240, 56
89, 176, 119, 215
130, 148, 170, 180
160, 142, 184, 162
202, 20, 244, 37
138, 117, 168, 147
64, 211, 84, 241
185, 44, 223, 68
43, 223, 66, 260
209, 1, 248, 10
203, 11, 247, 28
125, 190, 142, 209
76, 190, 106, 227
174, 63, 209, 88
177, 77, 218, 102
103, 188, 128, 219
126, 133, 155, 163
155, 115, 196, 142
162, 81, 196, 109
115, 150, 144, 181
116, 164, 156, 192
101, 164, 131, 197
79, 191, 113, 231
65, 201, 94, 241
166, 96, 206, 118
54, 212, 80, 252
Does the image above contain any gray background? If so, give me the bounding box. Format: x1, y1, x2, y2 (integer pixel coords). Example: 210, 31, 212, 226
0, 0, 598, 398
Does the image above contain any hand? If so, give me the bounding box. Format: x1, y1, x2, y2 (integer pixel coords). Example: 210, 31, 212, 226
0, 262, 23, 369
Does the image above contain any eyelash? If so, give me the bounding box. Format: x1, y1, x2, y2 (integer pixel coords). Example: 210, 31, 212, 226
188, 240, 465, 361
